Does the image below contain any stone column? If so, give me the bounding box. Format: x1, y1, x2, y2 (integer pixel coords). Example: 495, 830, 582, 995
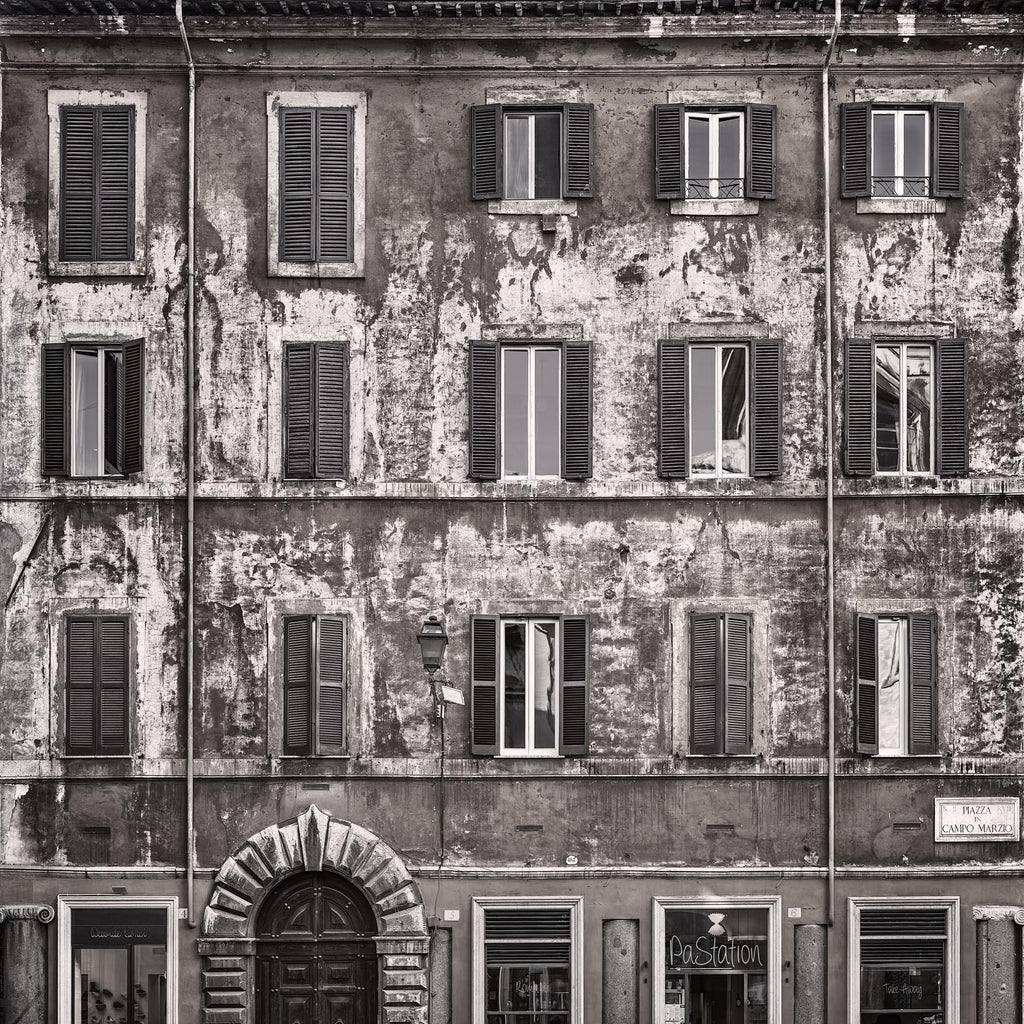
975, 906, 1024, 1024
377, 935, 430, 1023
602, 919, 639, 1024
0, 904, 54, 1024
793, 924, 827, 1024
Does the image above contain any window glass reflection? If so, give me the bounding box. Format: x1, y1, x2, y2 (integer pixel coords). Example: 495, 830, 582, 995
104, 349, 124, 475
877, 616, 906, 755
690, 347, 717, 475
686, 116, 710, 199
903, 113, 928, 196
486, 964, 571, 1022
533, 622, 557, 750
533, 113, 561, 200
721, 347, 748, 475
534, 349, 561, 477
718, 115, 742, 197
73, 350, 101, 477
872, 113, 897, 195
502, 349, 530, 477
875, 346, 901, 473
504, 622, 527, 750
505, 115, 531, 200
905, 346, 932, 473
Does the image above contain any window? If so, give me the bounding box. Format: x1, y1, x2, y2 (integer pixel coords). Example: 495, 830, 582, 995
283, 340, 349, 479
872, 109, 929, 197
469, 340, 592, 482
470, 615, 589, 757
657, 338, 782, 480
473, 898, 583, 1024
689, 613, 752, 756
855, 613, 936, 756
470, 103, 594, 202
844, 338, 967, 477
685, 111, 743, 199
41, 341, 144, 479
848, 899, 958, 1024
65, 616, 130, 756
283, 615, 347, 756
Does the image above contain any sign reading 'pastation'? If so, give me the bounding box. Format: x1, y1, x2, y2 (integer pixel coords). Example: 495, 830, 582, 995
934, 797, 1020, 842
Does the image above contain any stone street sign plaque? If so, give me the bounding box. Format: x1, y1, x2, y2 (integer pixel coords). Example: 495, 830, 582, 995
934, 797, 1020, 842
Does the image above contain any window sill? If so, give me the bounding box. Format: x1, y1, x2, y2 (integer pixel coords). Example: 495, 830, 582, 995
48, 260, 147, 277
670, 199, 760, 216
494, 753, 566, 760
278, 754, 352, 760
488, 199, 578, 217
268, 259, 364, 279
856, 198, 947, 215
682, 754, 759, 760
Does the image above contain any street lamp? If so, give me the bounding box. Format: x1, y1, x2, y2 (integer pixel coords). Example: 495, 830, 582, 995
416, 615, 448, 717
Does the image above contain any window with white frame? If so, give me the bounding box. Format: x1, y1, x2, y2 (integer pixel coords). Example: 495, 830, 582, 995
504, 110, 562, 200
501, 618, 559, 754
875, 342, 933, 475
689, 343, 749, 477
872, 109, 929, 198
501, 346, 562, 479
685, 110, 744, 200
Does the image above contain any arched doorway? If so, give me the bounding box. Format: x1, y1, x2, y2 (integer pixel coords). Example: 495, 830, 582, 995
256, 873, 377, 1024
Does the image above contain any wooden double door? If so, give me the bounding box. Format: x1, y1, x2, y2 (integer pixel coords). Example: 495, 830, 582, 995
258, 945, 376, 1024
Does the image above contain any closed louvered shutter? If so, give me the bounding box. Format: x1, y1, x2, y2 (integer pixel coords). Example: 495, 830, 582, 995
841, 102, 872, 199
563, 103, 595, 199
470, 615, 499, 755
316, 108, 353, 263
60, 107, 97, 262
908, 614, 937, 755
284, 615, 313, 755
316, 616, 346, 756
469, 341, 500, 480
560, 616, 590, 756
280, 109, 316, 263
98, 617, 129, 754
856, 613, 879, 755
690, 613, 721, 755
97, 106, 135, 262
41, 343, 69, 476
315, 341, 349, 479
471, 104, 502, 201
845, 339, 875, 475
859, 907, 947, 969
724, 614, 752, 755
931, 103, 963, 199
285, 343, 315, 479
936, 338, 968, 477
485, 907, 572, 966
67, 618, 98, 753
745, 104, 776, 200
122, 338, 145, 475
751, 338, 782, 477
562, 340, 593, 480
67, 616, 129, 755
657, 339, 687, 478
654, 104, 685, 200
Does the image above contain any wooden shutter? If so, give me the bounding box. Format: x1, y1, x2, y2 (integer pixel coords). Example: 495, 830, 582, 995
745, 104, 776, 200
67, 617, 97, 753
690, 614, 722, 755
97, 106, 135, 262
560, 616, 590, 755
469, 341, 500, 480
845, 338, 875, 475
41, 343, 69, 476
471, 104, 502, 201
316, 616, 346, 756
563, 103, 595, 199
654, 104, 685, 200
840, 102, 871, 199
284, 615, 313, 755
98, 617, 129, 754
315, 341, 349, 479
562, 340, 593, 480
657, 339, 687, 478
470, 615, 499, 755
908, 614, 937, 755
936, 338, 968, 477
122, 338, 144, 475
724, 614, 752, 755
66, 616, 128, 755
316, 108, 353, 263
855, 613, 879, 755
280, 109, 316, 263
751, 338, 782, 477
60, 107, 97, 262
931, 102, 964, 199
104, 348, 124, 474
285, 343, 315, 478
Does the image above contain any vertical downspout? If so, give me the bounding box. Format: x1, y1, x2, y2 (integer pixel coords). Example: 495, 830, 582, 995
822, 0, 841, 931
175, 0, 198, 930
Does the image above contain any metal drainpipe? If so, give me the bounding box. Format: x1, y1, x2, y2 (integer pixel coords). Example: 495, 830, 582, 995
822, 0, 841, 931
175, 0, 198, 931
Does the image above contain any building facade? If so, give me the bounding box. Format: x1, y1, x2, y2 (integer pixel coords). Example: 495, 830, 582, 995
0, 1, 1023, 1022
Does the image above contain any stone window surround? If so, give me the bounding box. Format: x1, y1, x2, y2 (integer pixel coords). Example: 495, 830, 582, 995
472, 895, 585, 1024
47, 89, 148, 277
56, 895, 179, 1024
266, 90, 367, 278
652, 895, 783, 1024
847, 896, 959, 1024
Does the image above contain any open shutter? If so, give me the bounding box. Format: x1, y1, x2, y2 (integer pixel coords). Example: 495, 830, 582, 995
316, 616, 346, 756
654, 104, 685, 200
560, 616, 590, 756
280, 109, 316, 263
285, 343, 315, 479
316, 108, 353, 263
908, 614, 937, 755
931, 103, 964, 199
470, 615, 499, 755
315, 341, 348, 479
104, 349, 124, 474
469, 341, 500, 480
855, 613, 879, 755
745, 104, 776, 200
690, 614, 722, 755
122, 338, 144, 475
471, 104, 502, 201
563, 103, 595, 199
67, 618, 97, 754
97, 106, 135, 262
724, 615, 752, 755
98, 617, 129, 754
751, 338, 782, 476
562, 340, 593, 480
845, 338, 875, 475
936, 338, 968, 477
840, 102, 871, 199
284, 615, 313, 755
657, 339, 687, 478
60, 107, 97, 262
41, 343, 69, 476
